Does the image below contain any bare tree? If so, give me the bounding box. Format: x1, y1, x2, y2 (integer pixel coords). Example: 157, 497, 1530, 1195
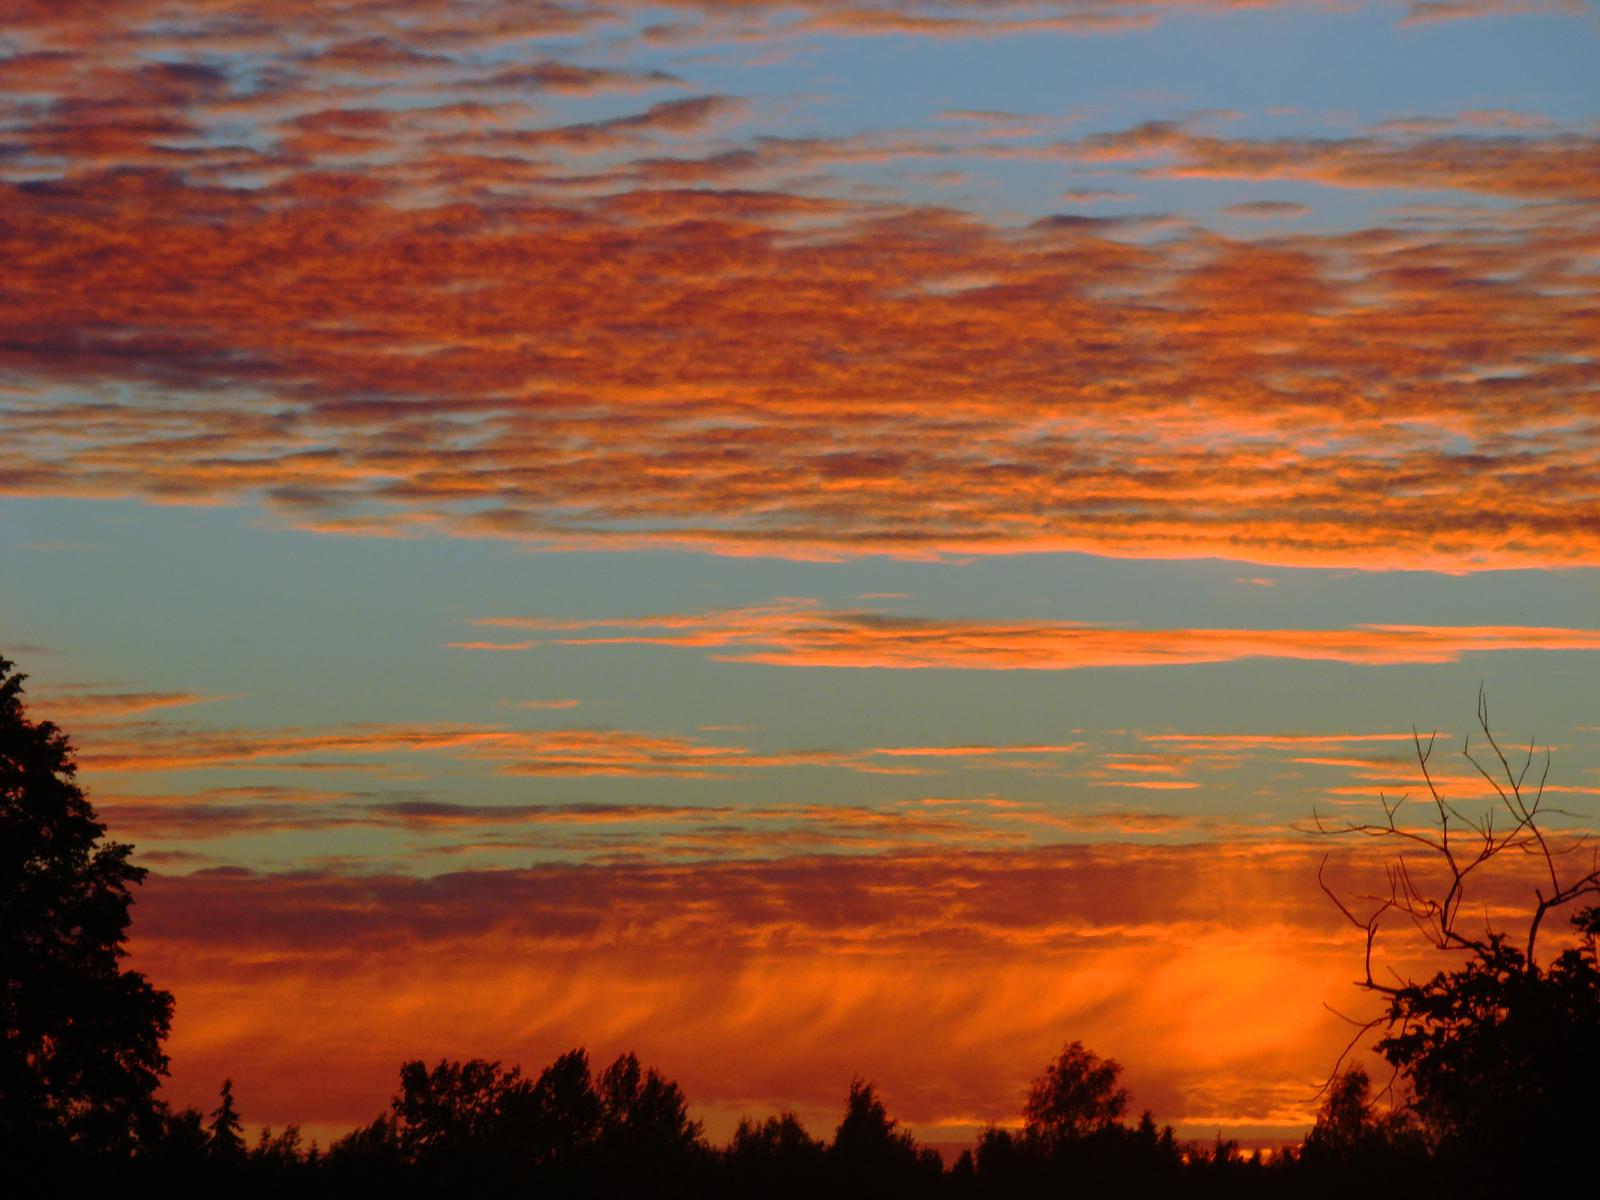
1311, 687, 1600, 1151
1315, 686, 1599, 991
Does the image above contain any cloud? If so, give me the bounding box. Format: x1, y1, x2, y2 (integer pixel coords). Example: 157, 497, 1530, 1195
4, 169, 1595, 568
1220, 200, 1310, 218
1399, 0, 1585, 25
73, 721, 842, 777
1068, 119, 1600, 200
25, 687, 233, 719
69, 714, 1091, 784
1061, 187, 1137, 202
0, 4, 1596, 572
466, 607, 1600, 668
126, 838, 1575, 1140
1142, 732, 1421, 749
467, 62, 684, 94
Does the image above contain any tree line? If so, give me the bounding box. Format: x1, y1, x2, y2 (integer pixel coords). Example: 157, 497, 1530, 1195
3, 655, 1596, 1193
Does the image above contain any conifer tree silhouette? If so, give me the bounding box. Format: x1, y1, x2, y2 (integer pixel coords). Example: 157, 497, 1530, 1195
208, 1079, 246, 1163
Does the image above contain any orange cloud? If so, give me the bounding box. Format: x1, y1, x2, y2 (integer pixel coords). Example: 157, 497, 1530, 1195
129, 840, 1575, 1143
1143, 733, 1422, 749
105, 790, 1201, 861
69, 715, 1092, 783
0, 3, 1595, 571
1066, 120, 1600, 200
3, 166, 1596, 568
467, 608, 1600, 668
1398, 0, 1584, 24
71, 721, 847, 777
26, 687, 233, 719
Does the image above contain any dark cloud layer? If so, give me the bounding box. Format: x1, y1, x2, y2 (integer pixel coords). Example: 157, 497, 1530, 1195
135, 843, 1348, 953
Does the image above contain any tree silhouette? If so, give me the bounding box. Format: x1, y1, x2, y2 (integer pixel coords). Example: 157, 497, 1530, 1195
0, 655, 173, 1155
361, 1048, 708, 1192
208, 1079, 246, 1163
1375, 912, 1600, 1161
829, 1078, 942, 1198
726, 1109, 826, 1197
729, 1111, 822, 1162
1300, 1066, 1419, 1167
1022, 1041, 1129, 1148
597, 1051, 703, 1156
520, 1047, 602, 1166
250, 1123, 305, 1170
1316, 689, 1600, 1167
391, 1057, 526, 1162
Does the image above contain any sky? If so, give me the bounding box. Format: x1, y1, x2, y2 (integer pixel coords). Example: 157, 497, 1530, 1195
2, 0, 1599, 1152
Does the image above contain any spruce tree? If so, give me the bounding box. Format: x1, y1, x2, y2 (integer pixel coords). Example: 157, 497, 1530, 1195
208, 1079, 246, 1163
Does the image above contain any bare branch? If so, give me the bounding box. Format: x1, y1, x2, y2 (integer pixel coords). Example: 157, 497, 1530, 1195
1316, 1006, 1387, 1099
1314, 688, 1600, 1001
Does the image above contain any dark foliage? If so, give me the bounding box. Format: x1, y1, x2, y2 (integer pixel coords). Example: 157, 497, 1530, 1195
208, 1078, 246, 1163
1377, 909, 1600, 1169
827, 1078, 943, 1199
1022, 1040, 1129, 1148
17, 1030, 1592, 1197
0, 655, 174, 1157
1315, 692, 1600, 1182
322, 1048, 706, 1196
964, 1109, 1184, 1199
724, 1111, 826, 1198
1299, 1067, 1419, 1167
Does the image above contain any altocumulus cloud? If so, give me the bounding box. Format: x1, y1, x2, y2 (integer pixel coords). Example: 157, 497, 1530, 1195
0, 0, 1597, 570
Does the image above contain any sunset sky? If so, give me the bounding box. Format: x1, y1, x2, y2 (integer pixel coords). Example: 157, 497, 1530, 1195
2, 0, 1598, 1153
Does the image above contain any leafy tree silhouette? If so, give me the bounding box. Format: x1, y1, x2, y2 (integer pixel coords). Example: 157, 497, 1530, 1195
829, 1078, 942, 1198
596, 1050, 703, 1156
350, 1049, 707, 1194
973, 1043, 1179, 1199
1022, 1040, 1129, 1149
1316, 689, 1600, 1172
1300, 1066, 1420, 1167
251, 1123, 304, 1166
593, 1051, 706, 1195
525, 1047, 602, 1162
208, 1078, 246, 1164
391, 1057, 526, 1163
0, 655, 174, 1156
1375, 912, 1600, 1162
729, 1111, 822, 1161
725, 1111, 826, 1198
322, 1110, 403, 1184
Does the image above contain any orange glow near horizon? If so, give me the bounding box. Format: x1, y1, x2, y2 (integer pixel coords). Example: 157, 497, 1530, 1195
127, 845, 1367, 1142
125, 842, 1581, 1144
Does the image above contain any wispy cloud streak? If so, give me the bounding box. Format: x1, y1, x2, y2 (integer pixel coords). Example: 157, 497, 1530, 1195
68, 716, 1088, 780
468, 608, 1600, 668
127, 840, 1577, 1137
